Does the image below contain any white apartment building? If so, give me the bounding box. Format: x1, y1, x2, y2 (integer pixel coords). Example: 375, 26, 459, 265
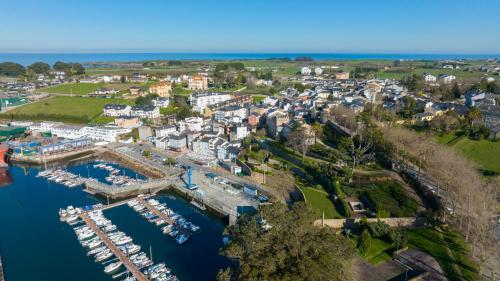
103, 104, 132, 117
189, 92, 232, 112
155, 125, 177, 138
178, 117, 204, 132
130, 105, 161, 119
301, 67, 312, 75
81, 126, 131, 142
50, 124, 85, 139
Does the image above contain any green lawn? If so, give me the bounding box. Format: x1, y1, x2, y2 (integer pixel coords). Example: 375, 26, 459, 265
360, 237, 394, 264
172, 87, 193, 96
296, 178, 343, 219
437, 132, 500, 175
90, 115, 115, 125
343, 181, 419, 217
37, 83, 106, 95
252, 95, 267, 103
1, 96, 134, 123
407, 228, 478, 280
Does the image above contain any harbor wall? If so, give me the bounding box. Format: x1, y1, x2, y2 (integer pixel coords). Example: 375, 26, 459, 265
9, 147, 98, 165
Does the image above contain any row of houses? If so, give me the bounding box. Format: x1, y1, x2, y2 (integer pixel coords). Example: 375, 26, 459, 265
103, 104, 161, 119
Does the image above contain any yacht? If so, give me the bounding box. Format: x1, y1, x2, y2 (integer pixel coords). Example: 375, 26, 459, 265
87, 239, 103, 249
175, 234, 189, 245
78, 231, 95, 241
168, 230, 179, 237
104, 261, 123, 274
113, 236, 133, 246
87, 246, 107, 256
95, 250, 113, 262
119, 244, 141, 255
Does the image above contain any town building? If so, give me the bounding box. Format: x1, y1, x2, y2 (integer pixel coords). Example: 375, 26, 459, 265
149, 82, 172, 97
155, 125, 177, 137
152, 97, 170, 108
335, 72, 350, 80
188, 75, 208, 90
301, 67, 312, 75
103, 104, 132, 117
81, 126, 131, 143
130, 105, 161, 119
189, 92, 232, 112
266, 110, 289, 138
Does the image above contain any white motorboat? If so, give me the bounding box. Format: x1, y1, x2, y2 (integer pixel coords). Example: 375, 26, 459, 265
175, 234, 189, 245
104, 261, 123, 274
87, 246, 107, 256
95, 250, 113, 262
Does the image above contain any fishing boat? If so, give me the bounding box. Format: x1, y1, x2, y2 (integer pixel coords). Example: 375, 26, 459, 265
104, 261, 123, 274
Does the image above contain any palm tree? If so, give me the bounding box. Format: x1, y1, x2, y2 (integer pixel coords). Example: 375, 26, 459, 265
467, 106, 481, 127
164, 157, 176, 167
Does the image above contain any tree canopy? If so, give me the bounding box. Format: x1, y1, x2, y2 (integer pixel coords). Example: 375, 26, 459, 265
28, 62, 51, 74
52, 61, 85, 75
0, 62, 26, 77
218, 203, 354, 281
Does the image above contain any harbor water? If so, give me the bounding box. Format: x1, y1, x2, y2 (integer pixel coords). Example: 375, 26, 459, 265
0, 162, 232, 281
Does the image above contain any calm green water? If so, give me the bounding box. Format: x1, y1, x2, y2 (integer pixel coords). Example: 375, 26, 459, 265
0, 162, 231, 281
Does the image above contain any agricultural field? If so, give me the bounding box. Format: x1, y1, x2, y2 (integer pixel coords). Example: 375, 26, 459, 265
1, 96, 134, 123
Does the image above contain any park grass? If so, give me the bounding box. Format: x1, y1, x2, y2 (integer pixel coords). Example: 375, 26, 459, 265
37, 83, 106, 95
407, 228, 478, 281
361, 237, 394, 265
343, 181, 419, 217
252, 95, 267, 103
1, 96, 134, 123
453, 137, 500, 174
160, 106, 181, 115
296, 178, 343, 219
90, 115, 114, 125
436, 132, 500, 175
172, 87, 193, 96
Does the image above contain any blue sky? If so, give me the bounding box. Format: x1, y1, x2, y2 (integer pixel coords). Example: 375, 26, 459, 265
1, 0, 499, 53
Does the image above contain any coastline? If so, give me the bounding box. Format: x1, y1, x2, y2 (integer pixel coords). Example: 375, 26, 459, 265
1, 52, 499, 66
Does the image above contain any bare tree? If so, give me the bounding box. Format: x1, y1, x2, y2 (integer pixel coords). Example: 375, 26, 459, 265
286, 125, 314, 160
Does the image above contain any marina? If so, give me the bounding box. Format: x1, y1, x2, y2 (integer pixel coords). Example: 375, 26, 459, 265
0, 164, 232, 281
59, 203, 179, 281
128, 196, 201, 245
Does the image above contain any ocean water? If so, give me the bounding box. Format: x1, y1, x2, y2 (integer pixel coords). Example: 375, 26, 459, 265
0, 52, 498, 66
0, 162, 231, 281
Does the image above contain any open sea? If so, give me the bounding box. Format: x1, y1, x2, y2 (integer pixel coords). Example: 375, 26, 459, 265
0, 53, 499, 66
0, 162, 231, 281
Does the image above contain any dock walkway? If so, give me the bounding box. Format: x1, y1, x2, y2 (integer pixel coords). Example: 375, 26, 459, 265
79, 213, 148, 281
137, 197, 175, 225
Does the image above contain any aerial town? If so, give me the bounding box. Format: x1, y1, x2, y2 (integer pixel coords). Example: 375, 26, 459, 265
1, 1, 500, 281
0, 56, 499, 281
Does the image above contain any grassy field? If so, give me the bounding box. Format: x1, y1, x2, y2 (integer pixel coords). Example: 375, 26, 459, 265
1, 96, 134, 123
407, 228, 478, 280
299, 184, 343, 219
343, 181, 419, 217
359, 237, 394, 265
437, 132, 500, 175
37, 83, 106, 95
